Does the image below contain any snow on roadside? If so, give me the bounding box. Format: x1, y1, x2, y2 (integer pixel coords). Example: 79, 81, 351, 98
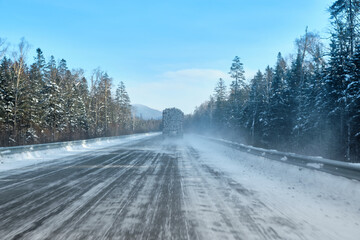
204, 135, 360, 171
306, 162, 323, 169
185, 134, 360, 240
0, 133, 160, 172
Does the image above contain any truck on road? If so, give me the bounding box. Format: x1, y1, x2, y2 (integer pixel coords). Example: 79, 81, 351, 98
162, 108, 184, 137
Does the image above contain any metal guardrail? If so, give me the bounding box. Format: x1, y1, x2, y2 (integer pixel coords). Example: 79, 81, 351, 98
205, 136, 360, 181
0, 133, 156, 157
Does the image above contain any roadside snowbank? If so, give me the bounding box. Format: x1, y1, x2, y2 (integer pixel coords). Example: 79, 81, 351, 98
186, 135, 360, 240
204, 135, 360, 170
0, 133, 160, 172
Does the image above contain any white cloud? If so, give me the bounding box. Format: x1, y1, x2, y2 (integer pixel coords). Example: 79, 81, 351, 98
127, 69, 228, 114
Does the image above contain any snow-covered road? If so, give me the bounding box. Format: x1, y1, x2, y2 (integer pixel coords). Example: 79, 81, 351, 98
0, 134, 359, 239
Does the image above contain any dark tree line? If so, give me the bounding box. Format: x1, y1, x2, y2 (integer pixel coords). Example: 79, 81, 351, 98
187, 0, 360, 162
0, 40, 160, 147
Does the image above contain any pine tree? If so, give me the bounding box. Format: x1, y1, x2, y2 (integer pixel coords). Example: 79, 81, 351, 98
345, 44, 360, 161
42, 55, 65, 142
92, 71, 112, 136
0, 57, 13, 145
72, 75, 89, 139
213, 78, 227, 130
265, 53, 288, 147
228, 56, 247, 130
245, 70, 266, 145
115, 81, 132, 134
27, 48, 46, 143
323, 36, 349, 159
286, 52, 302, 146
295, 46, 327, 154
72, 70, 89, 138
57, 59, 77, 140
263, 66, 273, 103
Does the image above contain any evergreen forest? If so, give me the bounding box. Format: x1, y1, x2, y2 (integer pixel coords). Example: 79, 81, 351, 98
0, 43, 160, 147
186, 0, 360, 162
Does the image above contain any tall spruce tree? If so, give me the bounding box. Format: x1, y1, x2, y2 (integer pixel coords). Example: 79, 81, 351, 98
345, 44, 360, 161
213, 78, 227, 130
42, 56, 64, 142
115, 81, 132, 134
27, 48, 46, 143
70, 70, 89, 139
228, 56, 247, 130
0, 57, 13, 145
245, 71, 266, 145
265, 53, 288, 147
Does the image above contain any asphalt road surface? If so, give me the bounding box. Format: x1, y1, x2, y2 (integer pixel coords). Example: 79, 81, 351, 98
0, 135, 359, 240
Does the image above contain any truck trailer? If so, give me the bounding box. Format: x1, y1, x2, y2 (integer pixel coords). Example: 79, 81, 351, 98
162, 108, 184, 137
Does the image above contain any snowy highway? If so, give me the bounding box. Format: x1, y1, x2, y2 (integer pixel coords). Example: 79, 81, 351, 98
0, 134, 359, 240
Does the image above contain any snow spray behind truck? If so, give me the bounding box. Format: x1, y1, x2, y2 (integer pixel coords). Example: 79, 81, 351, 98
162, 108, 184, 137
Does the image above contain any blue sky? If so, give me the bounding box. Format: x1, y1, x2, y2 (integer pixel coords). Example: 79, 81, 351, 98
1, 0, 332, 114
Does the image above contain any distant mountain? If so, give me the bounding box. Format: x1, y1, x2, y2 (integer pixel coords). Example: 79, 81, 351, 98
132, 104, 162, 120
